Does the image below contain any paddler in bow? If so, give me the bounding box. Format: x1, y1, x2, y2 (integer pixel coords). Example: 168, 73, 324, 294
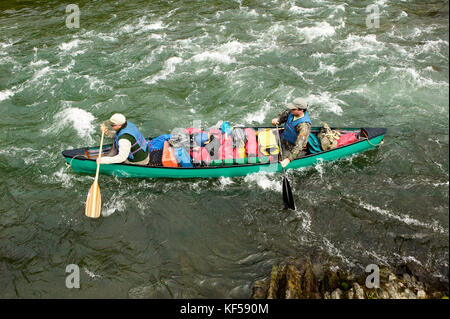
271, 97, 312, 168
97, 113, 150, 166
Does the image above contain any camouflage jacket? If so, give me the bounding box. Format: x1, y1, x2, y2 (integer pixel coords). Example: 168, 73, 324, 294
275, 109, 312, 161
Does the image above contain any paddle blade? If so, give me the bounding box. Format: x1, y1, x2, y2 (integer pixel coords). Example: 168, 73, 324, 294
282, 176, 296, 210
85, 181, 101, 218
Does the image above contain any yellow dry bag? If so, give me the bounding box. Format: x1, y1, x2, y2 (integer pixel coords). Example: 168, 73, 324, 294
257, 129, 280, 156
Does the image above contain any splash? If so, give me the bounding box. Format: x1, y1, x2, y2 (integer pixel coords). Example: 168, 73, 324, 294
244, 172, 282, 192
102, 193, 127, 217
0, 89, 14, 102
42, 106, 96, 141
53, 167, 74, 188
218, 176, 234, 189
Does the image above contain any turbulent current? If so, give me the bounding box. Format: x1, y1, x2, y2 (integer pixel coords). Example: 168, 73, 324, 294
0, 0, 448, 298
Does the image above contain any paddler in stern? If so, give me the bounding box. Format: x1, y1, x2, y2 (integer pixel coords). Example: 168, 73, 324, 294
271, 97, 312, 168
98, 113, 150, 166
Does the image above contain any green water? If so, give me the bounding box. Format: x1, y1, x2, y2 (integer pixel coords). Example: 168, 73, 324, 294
0, 0, 448, 298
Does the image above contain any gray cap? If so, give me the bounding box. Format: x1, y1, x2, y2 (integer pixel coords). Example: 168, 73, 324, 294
106, 113, 126, 126
287, 97, 308, 110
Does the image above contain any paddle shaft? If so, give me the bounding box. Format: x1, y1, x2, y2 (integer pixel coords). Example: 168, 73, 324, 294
89, 130, 104, 217
94, 130, 105, 184
275, 125, 287, 174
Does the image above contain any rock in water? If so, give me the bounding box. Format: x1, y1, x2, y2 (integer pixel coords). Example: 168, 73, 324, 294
353, 283, 365, 299
331, 288, 344, 299
251, 258, 448, 299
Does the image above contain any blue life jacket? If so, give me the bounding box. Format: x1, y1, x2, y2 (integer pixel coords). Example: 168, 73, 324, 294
282, 112, 312, 145
114, 121, 148, 160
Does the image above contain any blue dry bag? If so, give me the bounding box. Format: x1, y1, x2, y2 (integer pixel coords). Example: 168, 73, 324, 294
174, 147, 193, 167
148, 134, 172, 151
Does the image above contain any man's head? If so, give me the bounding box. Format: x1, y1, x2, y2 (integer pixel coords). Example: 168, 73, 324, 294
287, 97, 308, 116
107, 113, 126, 131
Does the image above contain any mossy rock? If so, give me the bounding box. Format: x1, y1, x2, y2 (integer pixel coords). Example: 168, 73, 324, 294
341, 282, 350, 291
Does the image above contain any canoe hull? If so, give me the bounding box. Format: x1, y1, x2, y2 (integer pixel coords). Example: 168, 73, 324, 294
62, 127, 386, 178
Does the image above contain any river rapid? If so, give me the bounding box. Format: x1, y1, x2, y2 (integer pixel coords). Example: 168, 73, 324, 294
0, 0, 448, 298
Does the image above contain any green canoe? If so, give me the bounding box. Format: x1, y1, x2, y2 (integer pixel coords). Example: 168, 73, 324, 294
62, 127, 386, 178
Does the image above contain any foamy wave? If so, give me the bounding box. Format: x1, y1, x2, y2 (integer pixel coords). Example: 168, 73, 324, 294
298, 22, 336, 43
432, 181, 449, 188
359, 201, 448, 234
338, 85, 368, 96
311, 52, 334, 59
0, 41, 13, 49
244, 100, 272, 124
289, 5, 318, 15
0, 89, 14, 102
415, 39, 449, 56
30, 59, 49, 67
83, 75, 112, 92
191, 41, 246, 65
339, 34, 384, 53
59, 39, 83, 51
307, 92, 344, 115
120, 17, 165, 35
143, 56, 183, 84
392, 67, 448, 87
42, 106, 96, 140
244, 172, 282, 192
31, 66, 51, 82
139, 20, 164, 33
319, 61, 339, 75
192, 51, 235, 64
83, 30, 118, 42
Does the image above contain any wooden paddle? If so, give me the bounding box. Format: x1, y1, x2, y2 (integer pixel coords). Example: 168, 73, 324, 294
85, 130, 105, 218
275, 125, 296, 210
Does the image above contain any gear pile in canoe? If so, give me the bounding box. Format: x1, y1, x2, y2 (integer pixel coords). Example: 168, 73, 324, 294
62, 126, 386, 179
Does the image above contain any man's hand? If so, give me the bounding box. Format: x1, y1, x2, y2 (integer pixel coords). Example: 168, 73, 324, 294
96, 157, 102, 165
281, 158, 290, 168
100, 123, 109, 135
271, 118, 280, 126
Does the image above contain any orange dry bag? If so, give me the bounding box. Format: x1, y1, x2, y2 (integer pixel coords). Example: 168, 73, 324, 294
162, 141, 178, 167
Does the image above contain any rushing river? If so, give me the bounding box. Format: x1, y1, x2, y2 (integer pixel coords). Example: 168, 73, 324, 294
0, 0, 448, 298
